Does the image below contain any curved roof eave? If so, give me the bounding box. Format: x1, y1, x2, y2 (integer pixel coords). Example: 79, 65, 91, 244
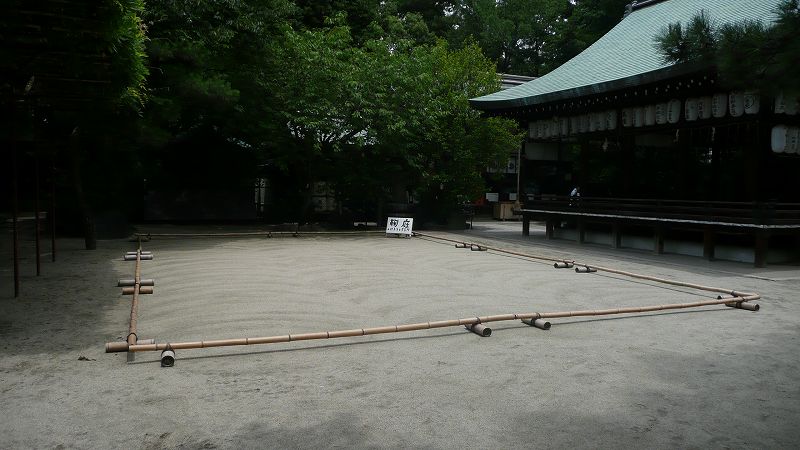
469, 0, 781, 112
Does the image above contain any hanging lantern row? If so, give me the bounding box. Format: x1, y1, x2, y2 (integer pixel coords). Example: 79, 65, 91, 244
527, 91, 778, 140
771, 125, 800, 154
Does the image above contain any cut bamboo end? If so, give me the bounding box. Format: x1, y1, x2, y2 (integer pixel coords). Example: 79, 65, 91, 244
554, 262, 574, 269
465, 323, 491, 337
522, 318, 551, 330
455, 243, 469, 248
136, 338, 155, 345
725, 302, 760, 311
122, 286, 153, 295
575, 266, 597, 273
470, 245, 487, 252
161, 349, 175, 367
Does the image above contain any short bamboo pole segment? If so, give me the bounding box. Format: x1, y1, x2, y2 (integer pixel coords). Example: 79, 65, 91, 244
106, 294, 759, 353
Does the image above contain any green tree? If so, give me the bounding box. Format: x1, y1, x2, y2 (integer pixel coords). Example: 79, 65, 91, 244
544, 0, 629, 72
449, 0, 569, 76
654, 0, 800, 94
267, 21, 522, 222
1, 0, 149, 248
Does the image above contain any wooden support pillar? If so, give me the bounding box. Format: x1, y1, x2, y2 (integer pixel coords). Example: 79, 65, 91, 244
50, 162, 56, 262
522, 214, 530, 236
35, 158, 41, 276
754, 230, 769, 268
577, 217, 586, 244
10, 103, 20, 297
545, 219, 555, 239
654, 223, 664, 255
612, 222, 622, 249
703, 228, 716, 261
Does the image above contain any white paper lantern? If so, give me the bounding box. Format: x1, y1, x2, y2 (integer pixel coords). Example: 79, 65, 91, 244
644, 105, 655, 126
712, 93, 727, 118
729, 91, 745, 117
621, 108, 633, 127
634, 107, 644, 127
786, 95, 798, 115
775, 92, 786, 114
772, 125, 788, 153
595, 112, 607, 131
579, 115, 590, 133
744, 91, 760, 114
667, 99, 681, 124
783, 127, 798, 153
685, 98, 699, 121
655, 103, 667, 124
606, 110, 617, 130
698, 97, 712, 119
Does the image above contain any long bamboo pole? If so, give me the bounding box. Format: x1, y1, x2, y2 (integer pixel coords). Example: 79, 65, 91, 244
135, 230, 384, 239
413, 232, 758, 298
105, 294, 759, 354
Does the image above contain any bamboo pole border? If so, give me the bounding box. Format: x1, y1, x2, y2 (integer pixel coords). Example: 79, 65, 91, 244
105, 231, 761, 356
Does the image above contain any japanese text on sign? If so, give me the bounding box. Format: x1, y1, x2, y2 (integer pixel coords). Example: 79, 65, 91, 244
385, 217, 413, 236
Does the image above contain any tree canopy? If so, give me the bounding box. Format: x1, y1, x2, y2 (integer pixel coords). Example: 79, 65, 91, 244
654, 0, 800, 94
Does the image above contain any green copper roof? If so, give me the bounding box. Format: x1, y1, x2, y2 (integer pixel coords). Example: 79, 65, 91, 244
470, 0, 782, 110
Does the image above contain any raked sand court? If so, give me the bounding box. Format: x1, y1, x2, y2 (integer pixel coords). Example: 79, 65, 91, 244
1, 221, 799, 448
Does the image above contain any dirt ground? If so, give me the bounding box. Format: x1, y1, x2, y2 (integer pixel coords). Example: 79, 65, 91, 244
1, 220, 799, 449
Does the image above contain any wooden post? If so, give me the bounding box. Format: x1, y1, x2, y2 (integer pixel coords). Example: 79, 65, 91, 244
522, 214, 530, 236
50, 163, 56, 262
754, 230, 769, 268
545, 218, 555, 239
703, 228, 715, 261
612, 222, 622, 249
654, 224, 664, 255
577, 217, 586, 244
35, 158, 41, 276
11, 120, 20, 297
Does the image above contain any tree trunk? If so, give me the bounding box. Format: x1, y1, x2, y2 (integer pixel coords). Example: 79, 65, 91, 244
69, 127, 96, 250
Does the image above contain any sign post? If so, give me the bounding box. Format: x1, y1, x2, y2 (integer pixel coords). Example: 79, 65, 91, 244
385, 217, 413, 238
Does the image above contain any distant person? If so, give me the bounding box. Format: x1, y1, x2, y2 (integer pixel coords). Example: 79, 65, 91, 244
569, 186, 580, 207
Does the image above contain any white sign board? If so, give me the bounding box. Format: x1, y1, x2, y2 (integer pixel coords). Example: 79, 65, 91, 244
386, 217, 413, 236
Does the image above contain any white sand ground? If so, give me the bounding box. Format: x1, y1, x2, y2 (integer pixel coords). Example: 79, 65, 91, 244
1, 220, 799, 449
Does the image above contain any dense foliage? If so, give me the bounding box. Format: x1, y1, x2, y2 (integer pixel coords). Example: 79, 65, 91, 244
654, 0, 800, 94
5, 0, 632, 238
